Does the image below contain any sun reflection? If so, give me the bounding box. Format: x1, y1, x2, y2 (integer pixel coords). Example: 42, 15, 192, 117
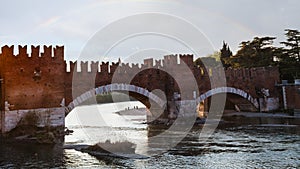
65, 101, 149, 155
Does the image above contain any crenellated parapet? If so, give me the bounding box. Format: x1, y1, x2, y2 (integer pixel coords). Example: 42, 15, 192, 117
91, 61, 100, 72
0, 45, 66, 110
0, 45, 64, 60
64, 54, 195, 75
80, 61, 89, 72
0, 46, 280, 89
179, 54, 193, 66
1, 45, 14, 56
100, 62, 109, 73
110, 62, 119, 74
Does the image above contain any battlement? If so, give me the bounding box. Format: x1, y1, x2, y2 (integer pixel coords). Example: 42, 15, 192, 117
64, 54, 278, 79
0, 45, 64, 59
164, 54, 178, 65
65, 54, 195, 74
0, 45, 196, 74
179, 54, 193, 65
0, 45, 66, 111
0, 44, 280, 88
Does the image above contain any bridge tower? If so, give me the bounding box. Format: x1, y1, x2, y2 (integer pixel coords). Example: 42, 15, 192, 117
0, 45, 66, 134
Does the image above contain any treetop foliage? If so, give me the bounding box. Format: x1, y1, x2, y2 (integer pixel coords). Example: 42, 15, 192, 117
194, 29, 300, 80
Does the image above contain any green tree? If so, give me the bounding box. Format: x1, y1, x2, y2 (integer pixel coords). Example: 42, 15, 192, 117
225, 36, 277, 68
280, 29, 300, 61
278, 29, 300, 80
220, 41, 232, 68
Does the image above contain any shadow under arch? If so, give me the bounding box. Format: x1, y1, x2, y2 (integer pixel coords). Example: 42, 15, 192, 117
65, 83, 166, 117
196, 87, 259, 110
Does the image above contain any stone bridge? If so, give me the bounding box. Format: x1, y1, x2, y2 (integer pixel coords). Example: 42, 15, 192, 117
0, 45, 281, 133
197, 87, 259, 108
66, 83, 166, 113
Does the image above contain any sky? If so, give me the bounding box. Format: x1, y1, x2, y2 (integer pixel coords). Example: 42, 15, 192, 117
0, 0, 299, 62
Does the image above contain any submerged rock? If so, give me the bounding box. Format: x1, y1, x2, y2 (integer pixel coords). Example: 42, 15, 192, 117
4, 125, 65, 144
81, 140, 148, 159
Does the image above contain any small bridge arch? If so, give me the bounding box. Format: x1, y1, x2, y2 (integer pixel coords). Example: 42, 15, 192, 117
65, 83, 166, 114
196, 87, 259, 109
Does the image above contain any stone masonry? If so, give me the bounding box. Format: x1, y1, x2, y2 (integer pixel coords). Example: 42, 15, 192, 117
0, 45, 290, 133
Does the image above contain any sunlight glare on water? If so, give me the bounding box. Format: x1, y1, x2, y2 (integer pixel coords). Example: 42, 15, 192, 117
65, 101, 146, 127
65, 101, 149, 155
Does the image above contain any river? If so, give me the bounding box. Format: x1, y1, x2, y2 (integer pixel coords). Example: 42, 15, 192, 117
0, 101, 299, 168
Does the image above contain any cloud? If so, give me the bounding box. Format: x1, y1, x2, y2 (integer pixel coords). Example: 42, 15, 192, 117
0, 0, 299, 60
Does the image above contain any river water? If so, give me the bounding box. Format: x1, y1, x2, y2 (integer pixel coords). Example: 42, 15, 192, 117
0, 101, 299, 168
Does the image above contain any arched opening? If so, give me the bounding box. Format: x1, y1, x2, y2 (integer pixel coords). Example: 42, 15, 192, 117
65, 84, 166, 121
196, 87, 259, 118
64, 84, 166, 155
225, 93, 258, 112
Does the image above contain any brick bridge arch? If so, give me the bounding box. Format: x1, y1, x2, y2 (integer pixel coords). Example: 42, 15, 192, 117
196, 87, 259, 109
65, 83, 166, 115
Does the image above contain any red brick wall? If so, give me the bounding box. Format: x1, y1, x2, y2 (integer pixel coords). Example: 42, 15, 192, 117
0, 46, 281, 110
1, 45, 65, 110
225, 66, 280, 98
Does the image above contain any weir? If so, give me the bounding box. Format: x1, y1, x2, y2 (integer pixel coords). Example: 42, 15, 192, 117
0, 45, 289, 141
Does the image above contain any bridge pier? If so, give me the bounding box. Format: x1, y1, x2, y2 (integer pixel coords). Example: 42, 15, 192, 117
147, 100, 198, 124
2, 107, 64, 133
175, 100, 197, 118
1, 107, 65, 143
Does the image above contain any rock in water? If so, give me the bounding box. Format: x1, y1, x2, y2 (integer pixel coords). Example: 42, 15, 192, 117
82, 140, 148, 159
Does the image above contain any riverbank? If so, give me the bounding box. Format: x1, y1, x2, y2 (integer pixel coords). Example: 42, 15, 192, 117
121, 108, 300, 129
222, 111, 300, 127
3, 106, 300, 145
1, 125, 67, 144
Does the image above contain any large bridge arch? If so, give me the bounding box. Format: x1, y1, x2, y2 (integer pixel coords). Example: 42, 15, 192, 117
196, 87, 259, 110
65, 83, 166, 115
